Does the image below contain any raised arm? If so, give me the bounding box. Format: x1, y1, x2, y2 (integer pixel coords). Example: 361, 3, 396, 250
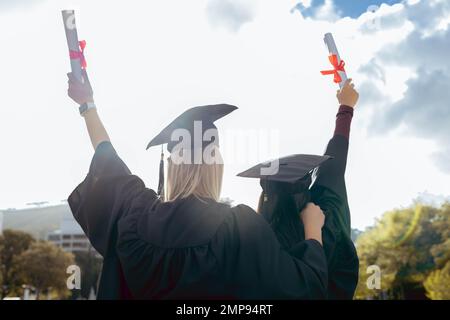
335, 78, 359, 140
313, 79, 358, 202
67, 70, 110, 150
309, 80, 360, 300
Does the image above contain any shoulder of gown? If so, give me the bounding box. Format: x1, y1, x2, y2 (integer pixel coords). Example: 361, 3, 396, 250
68, 141, 158, 257
115, 197, 235, 298
212, 204, 328, 299
115, 201, 327, 299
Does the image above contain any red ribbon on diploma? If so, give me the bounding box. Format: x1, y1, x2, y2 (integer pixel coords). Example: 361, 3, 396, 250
321, 54, 345, 83
69, 40, 87, 69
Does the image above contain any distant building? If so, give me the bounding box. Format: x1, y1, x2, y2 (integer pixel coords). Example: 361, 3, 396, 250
47, 210, 99, 256
1, 203, 69, 239
1, 203, 100, 299
0, 201, 98, 256
351, 228, 363, 243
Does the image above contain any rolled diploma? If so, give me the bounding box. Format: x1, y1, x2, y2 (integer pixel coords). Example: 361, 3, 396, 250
62, 10, 83, 82
323, 33, 348, 89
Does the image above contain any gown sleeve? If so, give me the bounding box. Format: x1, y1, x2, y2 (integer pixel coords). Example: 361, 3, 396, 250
217, 205, 328, 299
310, 104, 359, 299
68, 141, 157, 257
311, 105, 353, 235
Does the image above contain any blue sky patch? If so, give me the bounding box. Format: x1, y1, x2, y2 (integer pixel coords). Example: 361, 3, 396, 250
295, 0, 402, 19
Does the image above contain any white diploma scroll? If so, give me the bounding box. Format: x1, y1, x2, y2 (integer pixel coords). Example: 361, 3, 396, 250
62, 10, 83, 82
323, 33, 348, 89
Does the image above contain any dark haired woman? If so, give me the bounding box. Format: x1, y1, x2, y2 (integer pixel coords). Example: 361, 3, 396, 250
239, 79, 360, 299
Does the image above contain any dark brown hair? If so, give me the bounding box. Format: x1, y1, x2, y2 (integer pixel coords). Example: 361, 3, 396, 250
257, 174, 312, 248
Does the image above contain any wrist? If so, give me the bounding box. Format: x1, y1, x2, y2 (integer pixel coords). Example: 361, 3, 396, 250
304, 227, 323, 245
339, 101, 355, 108
82, 107, 97, 118
79, 101, 96, 117
339, 104, 355, 113
79, 97, 94, 105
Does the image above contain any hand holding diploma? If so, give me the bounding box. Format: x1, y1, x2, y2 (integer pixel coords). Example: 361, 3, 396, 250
67, 69, 93, 105
336, 79, 359, 108
67, 69, 110, 150
321, 33, 348, 89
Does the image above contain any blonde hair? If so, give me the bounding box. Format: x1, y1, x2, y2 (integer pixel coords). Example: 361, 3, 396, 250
166, 147, 224, 202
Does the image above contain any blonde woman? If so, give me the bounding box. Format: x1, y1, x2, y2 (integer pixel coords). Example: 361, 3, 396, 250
67, 70, 328, 300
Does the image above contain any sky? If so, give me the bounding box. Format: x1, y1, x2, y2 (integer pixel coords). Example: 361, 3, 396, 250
298, 0, 402, 19
0, 0, 449, 230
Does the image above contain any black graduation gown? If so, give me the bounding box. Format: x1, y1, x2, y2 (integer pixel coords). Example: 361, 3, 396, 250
311, 135, 359, 300
68, 141, 328, 299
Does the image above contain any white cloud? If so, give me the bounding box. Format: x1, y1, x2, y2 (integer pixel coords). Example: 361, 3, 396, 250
0, 0, 45, 11
312, 0, 341, 22
205, 0, 257, 32
355, 0, 450, 173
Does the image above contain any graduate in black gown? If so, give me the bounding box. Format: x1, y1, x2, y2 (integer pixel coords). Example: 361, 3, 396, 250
238, 79, 360, 299
66, 70, 329, 299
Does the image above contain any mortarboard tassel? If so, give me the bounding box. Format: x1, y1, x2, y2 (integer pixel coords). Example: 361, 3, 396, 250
157, 145, 165, 201
263, 180, 268, 202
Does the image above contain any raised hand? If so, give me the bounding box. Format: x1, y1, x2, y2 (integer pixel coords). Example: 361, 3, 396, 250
337, 79, 359, 108
300, 202, 325, 245
67, 69, 94, 105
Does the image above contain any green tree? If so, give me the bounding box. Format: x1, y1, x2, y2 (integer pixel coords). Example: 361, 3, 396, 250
0, 229, 35, 298
14, 241, 75, 299
428, 203, 450, 268
355, 203, 449, 300
424, 261, 450, 300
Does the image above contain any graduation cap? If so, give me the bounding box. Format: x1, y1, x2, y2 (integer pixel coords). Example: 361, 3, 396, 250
147, 104, 237, 152
146, 104, 238, 199
237, 154, 332, 199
